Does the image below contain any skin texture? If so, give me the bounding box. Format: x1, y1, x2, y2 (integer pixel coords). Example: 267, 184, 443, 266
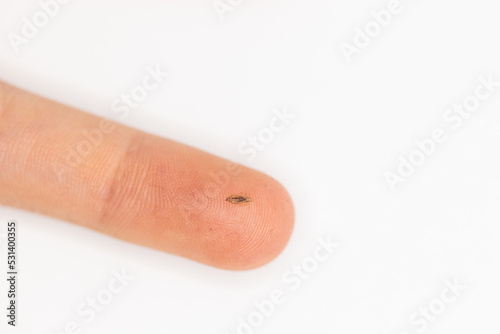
0, 81, 294, 270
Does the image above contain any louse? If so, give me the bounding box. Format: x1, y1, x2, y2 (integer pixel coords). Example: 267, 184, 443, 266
226, 195, 252, 204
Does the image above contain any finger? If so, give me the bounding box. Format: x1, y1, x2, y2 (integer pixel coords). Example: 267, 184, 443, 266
0, 81, 294, 270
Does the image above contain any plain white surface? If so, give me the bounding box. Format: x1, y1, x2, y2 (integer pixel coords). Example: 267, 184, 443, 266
0, 0, 499, 333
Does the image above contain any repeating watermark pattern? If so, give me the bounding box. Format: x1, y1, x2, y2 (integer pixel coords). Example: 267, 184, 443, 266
213, 0, 244, 21
385, 74, 499, 191
224, 235, 340, 334
46, 268, 135, 334
339, 0, 416, 64
395, 278, 466, 334
7, 0, 74, 53
238, 107, 297, 162
51, 64, 169, 183
110, 65, 169, 120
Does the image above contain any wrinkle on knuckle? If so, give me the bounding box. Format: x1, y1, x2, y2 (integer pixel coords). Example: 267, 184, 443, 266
95, 132, 149, 232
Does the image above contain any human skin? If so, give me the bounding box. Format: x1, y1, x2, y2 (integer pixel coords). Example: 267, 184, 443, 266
0, 81, 294, 270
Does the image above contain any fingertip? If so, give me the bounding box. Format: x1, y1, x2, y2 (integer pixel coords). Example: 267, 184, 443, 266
202, 172, 295, 270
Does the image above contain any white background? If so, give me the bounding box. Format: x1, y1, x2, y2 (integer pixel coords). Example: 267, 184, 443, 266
1, 0, 500, 333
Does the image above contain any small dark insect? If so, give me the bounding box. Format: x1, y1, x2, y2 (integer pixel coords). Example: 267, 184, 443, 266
226, 195, 252, 204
